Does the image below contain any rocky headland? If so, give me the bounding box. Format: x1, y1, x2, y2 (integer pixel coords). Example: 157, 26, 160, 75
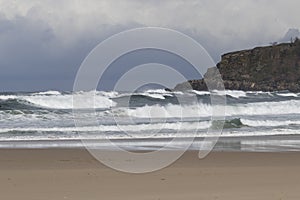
174, 39, 300, 92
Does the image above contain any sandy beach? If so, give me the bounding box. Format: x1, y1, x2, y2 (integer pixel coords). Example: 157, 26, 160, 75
0, 149, 299, 200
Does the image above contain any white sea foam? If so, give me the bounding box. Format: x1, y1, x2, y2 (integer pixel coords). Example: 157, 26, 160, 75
122, 100, 300, 118
124, 104, 209, 118
95, 90, 174, 100
0, 95, 17, 100
0, 121, 211, 134
190, 90, 247, 98
24, 94, 116, 109
144, 89, 172, 94
0, 126, 299, 141
141, 93, 166, 99
222, 90, 247, 98
32, 90, 61, 95
241, 119, 300, 127
0, 92, 116, 109
137, 89, 176, 99
277, 93, 298, 97
191, 90, 266, 98
191, 90, 210, 95
95, 91, 119, 98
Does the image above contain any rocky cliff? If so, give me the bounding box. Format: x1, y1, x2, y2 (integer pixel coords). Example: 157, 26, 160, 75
175, 39, 300, 92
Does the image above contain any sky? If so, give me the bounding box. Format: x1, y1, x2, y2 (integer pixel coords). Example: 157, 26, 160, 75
0, 0, 300, 91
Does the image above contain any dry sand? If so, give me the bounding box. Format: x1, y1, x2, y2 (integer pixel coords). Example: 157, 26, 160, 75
0, 149, 299, 200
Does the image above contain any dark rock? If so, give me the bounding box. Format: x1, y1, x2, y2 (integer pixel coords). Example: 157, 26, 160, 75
174, 39, 300, 92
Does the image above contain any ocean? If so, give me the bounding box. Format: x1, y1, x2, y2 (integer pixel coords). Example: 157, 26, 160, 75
1, 89, 300, 152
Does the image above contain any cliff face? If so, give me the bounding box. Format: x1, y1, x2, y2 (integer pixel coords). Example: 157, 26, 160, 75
175, 39, 300, 92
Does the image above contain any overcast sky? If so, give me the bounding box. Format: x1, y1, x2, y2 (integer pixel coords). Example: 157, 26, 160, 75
0, 0, 300, 91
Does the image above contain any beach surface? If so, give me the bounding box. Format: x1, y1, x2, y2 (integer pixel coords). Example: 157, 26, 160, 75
0, 149, 300, 200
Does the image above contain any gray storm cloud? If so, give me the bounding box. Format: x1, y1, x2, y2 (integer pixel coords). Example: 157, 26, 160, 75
0, 0, 299, 91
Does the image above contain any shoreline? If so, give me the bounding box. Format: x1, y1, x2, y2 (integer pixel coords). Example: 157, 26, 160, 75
0, 149, 300, 199
1, 134, 300, 152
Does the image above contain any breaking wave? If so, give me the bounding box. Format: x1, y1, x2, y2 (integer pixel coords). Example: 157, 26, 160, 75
114, 99, 300, 118
0, 91, 117, 109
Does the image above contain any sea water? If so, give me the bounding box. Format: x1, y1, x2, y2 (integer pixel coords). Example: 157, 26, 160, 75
1, 89, 300, 152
